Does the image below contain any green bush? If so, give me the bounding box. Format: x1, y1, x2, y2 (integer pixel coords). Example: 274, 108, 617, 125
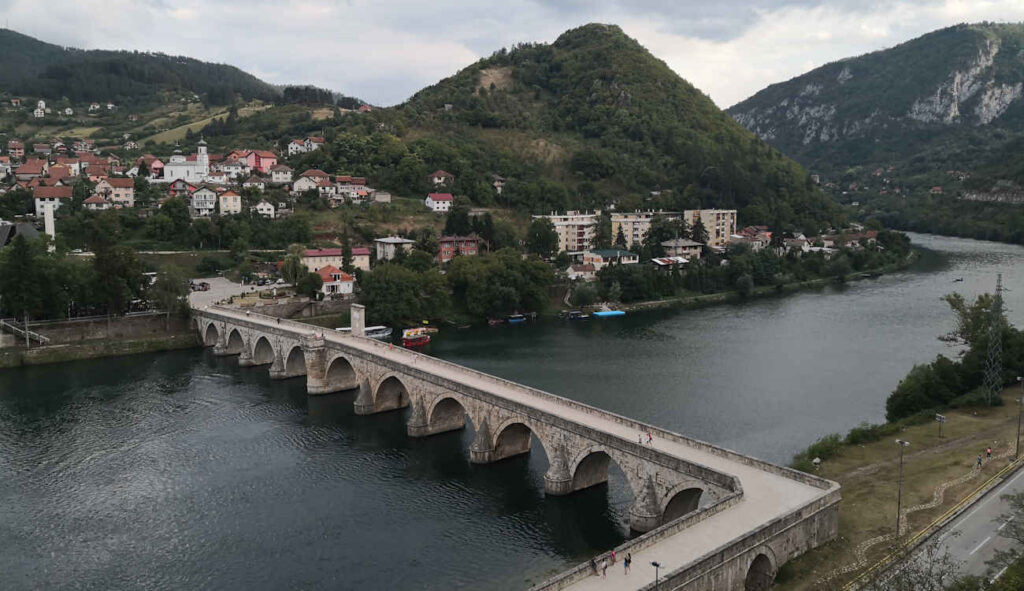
845, 421, 898, 445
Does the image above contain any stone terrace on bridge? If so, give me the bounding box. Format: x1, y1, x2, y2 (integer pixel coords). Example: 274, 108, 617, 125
194, 305, 839, 591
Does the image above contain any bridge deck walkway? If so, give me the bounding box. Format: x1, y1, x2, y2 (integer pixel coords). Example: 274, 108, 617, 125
208, 308, 830, 590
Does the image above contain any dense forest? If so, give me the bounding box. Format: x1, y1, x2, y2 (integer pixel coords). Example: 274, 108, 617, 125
0, 29, 279, 106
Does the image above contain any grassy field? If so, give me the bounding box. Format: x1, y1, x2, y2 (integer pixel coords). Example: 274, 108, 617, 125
140, 102, 270, 145
776, 390, 1024, 589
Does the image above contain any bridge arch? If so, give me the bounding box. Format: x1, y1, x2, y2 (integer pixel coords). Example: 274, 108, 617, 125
203, 322, 219, 346
427, 396, 470, 432
744, 549, 777, 591
662, 485, 705, 523
374, 375, 411, 412
284, 345, 307, 377
490, 418, 550, 462
568, 447, 635, 495
252, 336, 276, 366
224, 328, 245, 355
324, 354, 359, 391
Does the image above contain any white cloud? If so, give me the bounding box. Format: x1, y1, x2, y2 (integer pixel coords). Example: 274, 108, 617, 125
3, 0, 1024, 107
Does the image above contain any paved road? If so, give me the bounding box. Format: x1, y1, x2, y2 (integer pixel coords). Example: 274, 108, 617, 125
199, 306, 837, 591
935, 461, 1024, 582
188, 277, 285, 309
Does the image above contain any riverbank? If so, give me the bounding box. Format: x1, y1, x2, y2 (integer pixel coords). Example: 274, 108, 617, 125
0, 333, 199, 368
604, 252, 919, 315
774, 389, 1021, 590
0, 314, 199, 369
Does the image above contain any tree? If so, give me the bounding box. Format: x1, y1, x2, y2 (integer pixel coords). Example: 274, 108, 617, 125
296, 272, 324, 299
0, 235, 41, 318
342, 231, 354, 273
280, 255, 307, 285
444, 199, 473, 236
150, 265, 190, 328
593, 212, 612, 249
92, 245, 146, 315
692, 217, 710, 245
526, 217, 558, 259
614, 225, 628, 249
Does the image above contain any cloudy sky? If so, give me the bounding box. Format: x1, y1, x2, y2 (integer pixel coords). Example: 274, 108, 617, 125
3, 0, 1024, 108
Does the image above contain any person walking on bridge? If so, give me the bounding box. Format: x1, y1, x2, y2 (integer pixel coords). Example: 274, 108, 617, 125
624, 553, 631, 575
601, 559, 608, 578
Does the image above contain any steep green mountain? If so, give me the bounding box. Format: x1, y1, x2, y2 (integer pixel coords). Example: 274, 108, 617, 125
296, 24, 840, 230
728, 23, 1024, 184
0, 28, 279, 106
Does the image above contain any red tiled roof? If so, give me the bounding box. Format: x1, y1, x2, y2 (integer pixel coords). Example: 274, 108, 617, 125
253, 150, 276, 159
316, 265, 354, 282
352, 247, 370, 256
83, 195, 109, 204
102, 177, 134, 188
301, 169, 330, 178
16, 160, 46, 174
439, 235, 481, 243
430, 170, 453, 177
307, 136, 325, 144
33, 186, 73, 199
427, 193, 453, 201
304, 248, 343, 257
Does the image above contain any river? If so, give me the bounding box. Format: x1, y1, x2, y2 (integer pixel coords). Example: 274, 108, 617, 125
1, 233, 1021, 590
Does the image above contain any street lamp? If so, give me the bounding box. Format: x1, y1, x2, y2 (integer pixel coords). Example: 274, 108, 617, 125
895, 439, 911, 536
651, 561, 661, 589
935, 413, 946, 438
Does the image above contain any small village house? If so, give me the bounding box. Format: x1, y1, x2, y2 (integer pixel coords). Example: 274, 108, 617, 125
425, 192, 453, 213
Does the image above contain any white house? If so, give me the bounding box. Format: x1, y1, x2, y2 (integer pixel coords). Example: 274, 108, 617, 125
304, 136, 326, 152
291, 176, 320, 194
83, 195, 112, 211
33, 186, 73, 216
64, 107, 74, 116
316, 265, 355, 296
190, 186, 217, 217
270, 164, 293, 184
374, 236, 415, 261
242, 176, 265, 192
219, 190, 242, 215
254, 200, 275, 219
287, 139, 306, 156
219, 158, 247, 179
425, 192, 453, 213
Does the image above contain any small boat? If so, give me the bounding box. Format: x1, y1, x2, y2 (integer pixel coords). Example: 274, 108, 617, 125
507, 313, 526, 324
592, 310, 626, 318
488, 318, 505, 326
335, 326, 393, 341
402, 328, 431, 348
567, 310, 589, 320
953, 277, 964, 283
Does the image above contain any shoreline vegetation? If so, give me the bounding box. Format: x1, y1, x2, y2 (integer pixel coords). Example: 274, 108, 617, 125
778, 287, 1024, 588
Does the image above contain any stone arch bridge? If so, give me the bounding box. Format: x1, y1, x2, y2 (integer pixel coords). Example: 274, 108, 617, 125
195, 306, 840, 591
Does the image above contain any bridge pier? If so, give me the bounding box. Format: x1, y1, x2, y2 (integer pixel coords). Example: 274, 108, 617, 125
302, 334, 331, 394
238, 337, 255, 367
628, 474, 663, 533
353, 379, 376, 414
408, 398, 467, 437
543, 442, 574, 495
211, 324, 230, 356
469, 417, 495, 463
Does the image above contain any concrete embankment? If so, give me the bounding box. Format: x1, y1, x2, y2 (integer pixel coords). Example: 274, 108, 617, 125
0, 314, 199, 369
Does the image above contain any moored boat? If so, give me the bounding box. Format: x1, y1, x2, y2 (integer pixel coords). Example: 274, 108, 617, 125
592, 310, 625, 318
487, 318, 505, 326
507, 313, 526, 324
335, 325, 393, 341
401, 328, 431, 348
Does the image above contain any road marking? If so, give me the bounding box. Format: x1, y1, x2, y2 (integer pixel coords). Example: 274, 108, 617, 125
948, 466, 1024, 534
998, 515, 1016, 531
992, 564, 1010, 582
969, 536, 993, 555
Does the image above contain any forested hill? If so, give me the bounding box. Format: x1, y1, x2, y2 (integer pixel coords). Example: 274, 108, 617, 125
0, 28, 279, 106
727, 23, 1024, 187
295, 23, 840, 231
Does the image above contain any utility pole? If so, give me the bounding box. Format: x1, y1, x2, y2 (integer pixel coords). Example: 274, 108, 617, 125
983, 273, 1005, 404
1017, 377, 1023, 460
895, 439, 910, 535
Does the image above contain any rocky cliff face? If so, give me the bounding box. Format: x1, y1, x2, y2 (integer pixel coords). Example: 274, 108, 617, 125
727, 24, 1024, 172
